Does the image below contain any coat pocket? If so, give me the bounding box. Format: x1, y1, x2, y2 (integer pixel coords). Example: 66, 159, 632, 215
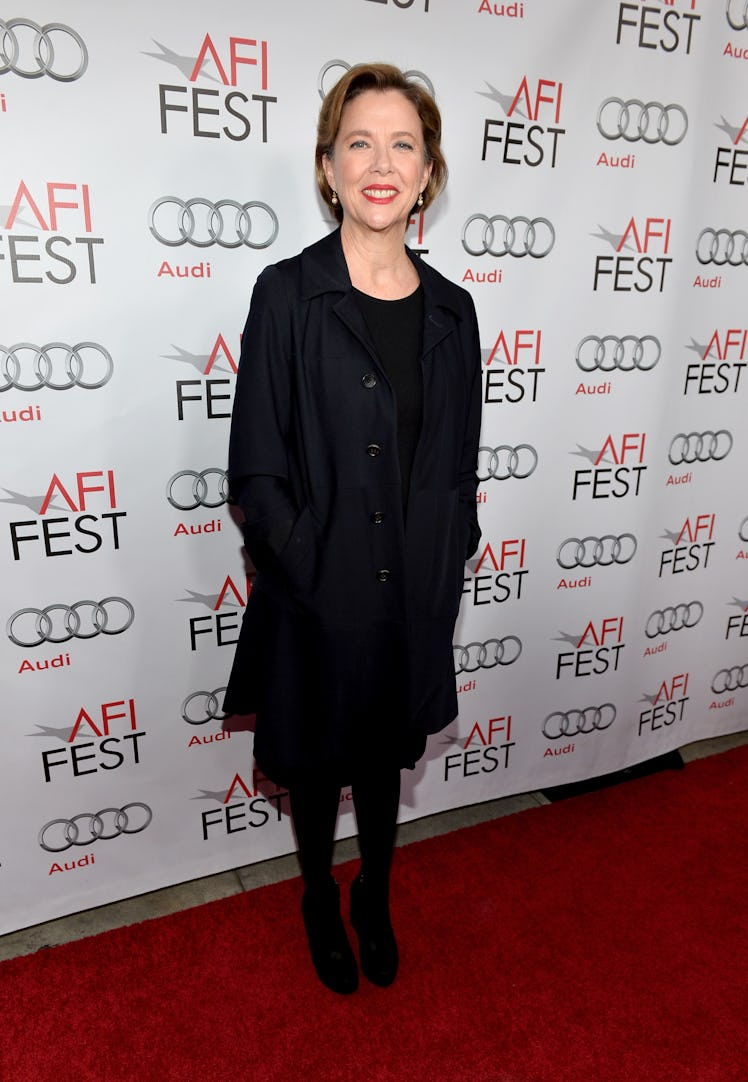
276, 504, 318, 597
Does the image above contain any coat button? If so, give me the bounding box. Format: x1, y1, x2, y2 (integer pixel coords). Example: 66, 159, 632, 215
362, 372, 377, 389
366, 443, 381, 457
370, 511, 385, 525
376, 569, 391, 582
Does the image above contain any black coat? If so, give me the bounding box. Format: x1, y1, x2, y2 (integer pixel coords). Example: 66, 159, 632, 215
224, 228, 481, 782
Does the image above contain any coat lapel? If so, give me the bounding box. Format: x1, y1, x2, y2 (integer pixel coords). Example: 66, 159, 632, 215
299, 226, 463, 363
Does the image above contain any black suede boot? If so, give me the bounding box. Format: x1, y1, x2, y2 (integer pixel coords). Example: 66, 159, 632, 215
301, 876, 358, 995
350, 872, 399, 987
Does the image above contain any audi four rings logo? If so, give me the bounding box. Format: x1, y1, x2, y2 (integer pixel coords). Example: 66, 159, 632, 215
477, 445, 538, 481
575, 336, 661, 373
167, 469, 228, 510
0, 18, 88, 81
695, 229, 748, 266
557, 535, 637, 570
711, 665, 748, 694
7, 598, 135, 648
596, 99, 688, 145
645, 602, 704, 639
462, 215, 555, 258
740, 517, 748, 543
453, 637, 522, 674
149, 197, 279, 249
668, 431, 733, 465
543, 703, 616, 741
726, 0, 748, 31
317, 59, 435, 100
0, 343, 113, 391
39, 803, 152, 853
182, 688, 228, 725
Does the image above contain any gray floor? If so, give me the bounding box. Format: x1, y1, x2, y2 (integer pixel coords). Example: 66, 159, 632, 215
2, 729, 747, 963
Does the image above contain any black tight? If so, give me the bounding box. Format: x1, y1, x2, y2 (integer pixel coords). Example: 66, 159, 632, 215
288, 765, 402, 890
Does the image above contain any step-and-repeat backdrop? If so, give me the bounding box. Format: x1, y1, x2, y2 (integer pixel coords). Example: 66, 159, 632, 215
2, 0, 747, 933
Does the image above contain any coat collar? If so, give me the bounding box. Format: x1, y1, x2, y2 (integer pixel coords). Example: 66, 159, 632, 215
299, 227, 462, 359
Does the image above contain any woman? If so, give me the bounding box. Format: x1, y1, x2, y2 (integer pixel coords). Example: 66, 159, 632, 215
224, 63, 482, 994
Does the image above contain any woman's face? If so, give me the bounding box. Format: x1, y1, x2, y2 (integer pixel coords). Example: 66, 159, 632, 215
323, 88, 432, 238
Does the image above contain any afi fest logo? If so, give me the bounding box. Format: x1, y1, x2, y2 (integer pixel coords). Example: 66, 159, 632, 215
0, 181, 103, 285
555, 617, 625, 680
35, 698, 145, 783
479, 75, 565, 168
615, 1, 701, 55
571, 432, 647, 501
198, 771, 288, 841
713, 114, 748, 185
442, 716, 515, 781
725, 595, 748, 642
592, 216, 672, 292
147, 30, 276, 142
658, 514, 716, 577
683, 328, 747, 394
481, 328, 545, 405
6, 469, 125, 560
463, 538, 529, 606
638, 674, 690, 735
168, 332, 238, 420
184, 574, 250, 651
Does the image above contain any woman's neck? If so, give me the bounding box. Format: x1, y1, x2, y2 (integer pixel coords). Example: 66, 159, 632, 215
340, 221, 420, 300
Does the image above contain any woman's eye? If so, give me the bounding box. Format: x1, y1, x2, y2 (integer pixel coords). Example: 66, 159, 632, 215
395, 141, 414, 151
350, 140, 368, 149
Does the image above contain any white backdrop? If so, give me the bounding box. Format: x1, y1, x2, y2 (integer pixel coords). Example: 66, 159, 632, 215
1, 0, 747, 934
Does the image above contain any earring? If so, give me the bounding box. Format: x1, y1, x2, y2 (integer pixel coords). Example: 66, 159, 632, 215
417, 192, 424, 208
331, 190, 338, 206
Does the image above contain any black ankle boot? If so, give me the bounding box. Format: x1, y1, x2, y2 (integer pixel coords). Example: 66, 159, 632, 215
301, 877, 358, 994
349, 872, 399, 987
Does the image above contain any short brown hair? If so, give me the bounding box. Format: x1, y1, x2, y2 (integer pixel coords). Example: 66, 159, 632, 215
315, 62, 447, 224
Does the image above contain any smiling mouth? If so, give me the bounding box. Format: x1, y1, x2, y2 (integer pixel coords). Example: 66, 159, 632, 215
362, 187, 399, 200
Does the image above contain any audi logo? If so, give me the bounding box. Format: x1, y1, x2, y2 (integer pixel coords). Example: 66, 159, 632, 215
543, 703, 616, 741
695, 228, 748, 267
556, 534, 637, 570
462, 215, 555, 258
668, 431, 733, 465
596, 98, 688, 145
0, 18, 88, 81
182, 688, 228, 725
740, 516, 748, 543
167, 469, 228, 511
477, 445, 538, 481
317, 58, 435, 100
645, 602, 703, 639
727, 0, 748, 31
575, 335, 661, 373
453, 636, 522, 674
7, 598, 135, 648
39, 803, 152, 853
149, 197, 279, 249
711, 665, 748, 694
0, 342, 113, 392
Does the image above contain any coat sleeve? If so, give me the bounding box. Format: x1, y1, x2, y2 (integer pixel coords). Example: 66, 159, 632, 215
228, 265, 312, 583
458, 295, 483, 560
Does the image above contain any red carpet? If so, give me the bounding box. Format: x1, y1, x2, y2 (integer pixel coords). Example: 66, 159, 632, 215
2, 745, 747, 1082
